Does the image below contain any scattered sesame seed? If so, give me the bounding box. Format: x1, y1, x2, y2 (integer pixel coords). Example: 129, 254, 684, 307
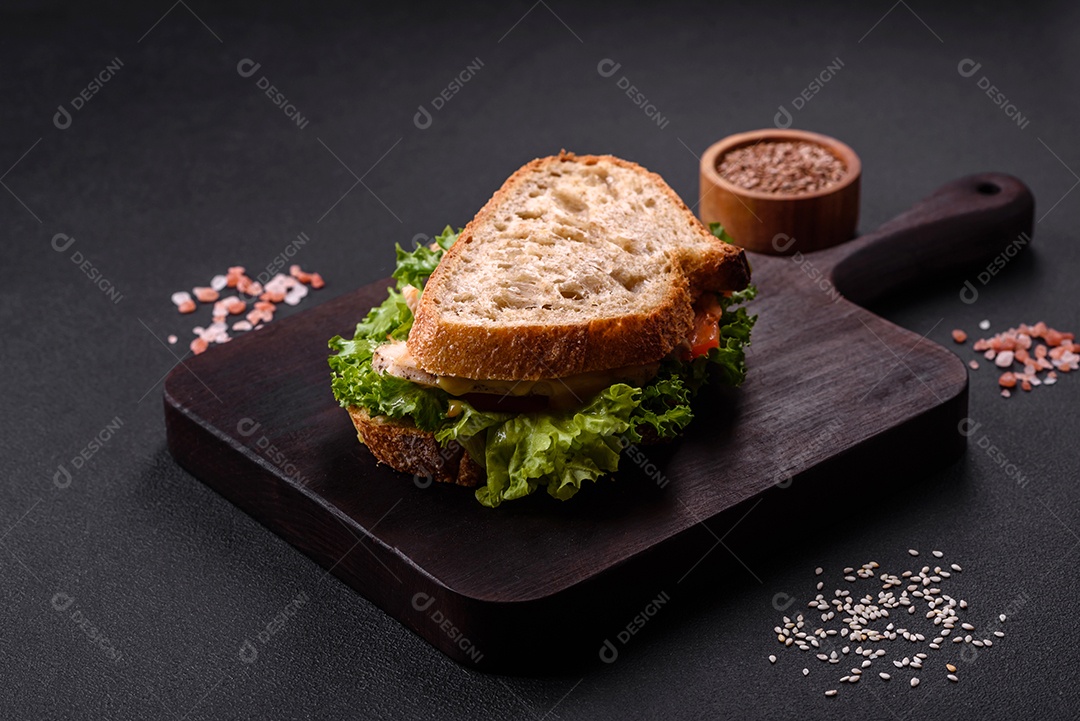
948, 674, 959, 682
770, 553, 999, 696
1000, 614, 1007, 622
952, 564, 962, 572
825, 689, 838, 697
815, 567, 823, 575
979, 320, 991, 330
908, 549, 919, 556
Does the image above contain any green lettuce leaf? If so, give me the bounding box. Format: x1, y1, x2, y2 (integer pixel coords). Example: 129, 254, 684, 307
433, 401, 510, 463
708, 221, 737, 244
354, 287, 413, 341
437, 385, 641, 507
328, 333, 449, 431
391, 226, 461, 290
627, 370, 695, 441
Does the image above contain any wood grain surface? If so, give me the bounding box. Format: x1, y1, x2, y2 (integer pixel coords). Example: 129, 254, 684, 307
164, 172, 1033, 672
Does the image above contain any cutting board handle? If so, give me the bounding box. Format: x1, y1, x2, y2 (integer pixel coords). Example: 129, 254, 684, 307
813, 172, 1035, 306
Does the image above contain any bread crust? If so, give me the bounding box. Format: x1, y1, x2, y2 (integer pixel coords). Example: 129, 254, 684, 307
347, 406, 482, 487
408, 151, 750, 380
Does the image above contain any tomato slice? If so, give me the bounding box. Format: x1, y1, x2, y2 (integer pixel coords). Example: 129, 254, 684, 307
690, 317, 720, 357
688, 296, 723, 359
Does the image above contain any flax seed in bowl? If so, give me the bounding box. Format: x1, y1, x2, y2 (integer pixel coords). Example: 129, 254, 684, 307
717, 140, 848, 195
699, 129, 861, 255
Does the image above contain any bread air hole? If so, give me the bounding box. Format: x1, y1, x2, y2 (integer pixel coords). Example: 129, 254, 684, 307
610, 235, 641, 254
610, 266, 645, 293
557, 282, 586, 301
491, 286, 539, 310
553, 189, 587, 213
553, 224, 586, 242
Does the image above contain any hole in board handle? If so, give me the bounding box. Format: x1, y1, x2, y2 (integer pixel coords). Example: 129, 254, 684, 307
976, 182, 1001, 195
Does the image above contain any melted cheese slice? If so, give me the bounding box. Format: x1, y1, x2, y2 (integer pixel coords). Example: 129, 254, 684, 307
372, 340, 659, 409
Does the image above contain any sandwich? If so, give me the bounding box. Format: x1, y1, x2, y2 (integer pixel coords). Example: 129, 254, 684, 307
328, 152, 756, 507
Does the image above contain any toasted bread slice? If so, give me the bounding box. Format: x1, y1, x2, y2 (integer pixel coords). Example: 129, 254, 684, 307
408, 152, 750, 380
347, 406, 482, 487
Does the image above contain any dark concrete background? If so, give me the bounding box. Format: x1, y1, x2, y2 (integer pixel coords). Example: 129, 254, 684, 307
1, 1, 1077, 718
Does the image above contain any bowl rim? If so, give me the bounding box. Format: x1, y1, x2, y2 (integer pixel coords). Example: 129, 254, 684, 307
701, 128, 862, 202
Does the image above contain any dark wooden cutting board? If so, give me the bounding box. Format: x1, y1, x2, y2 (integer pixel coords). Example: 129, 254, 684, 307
164, 173, 1033, 672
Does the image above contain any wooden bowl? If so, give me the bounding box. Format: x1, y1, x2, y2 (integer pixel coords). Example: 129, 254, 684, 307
699, 129, 861, 255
